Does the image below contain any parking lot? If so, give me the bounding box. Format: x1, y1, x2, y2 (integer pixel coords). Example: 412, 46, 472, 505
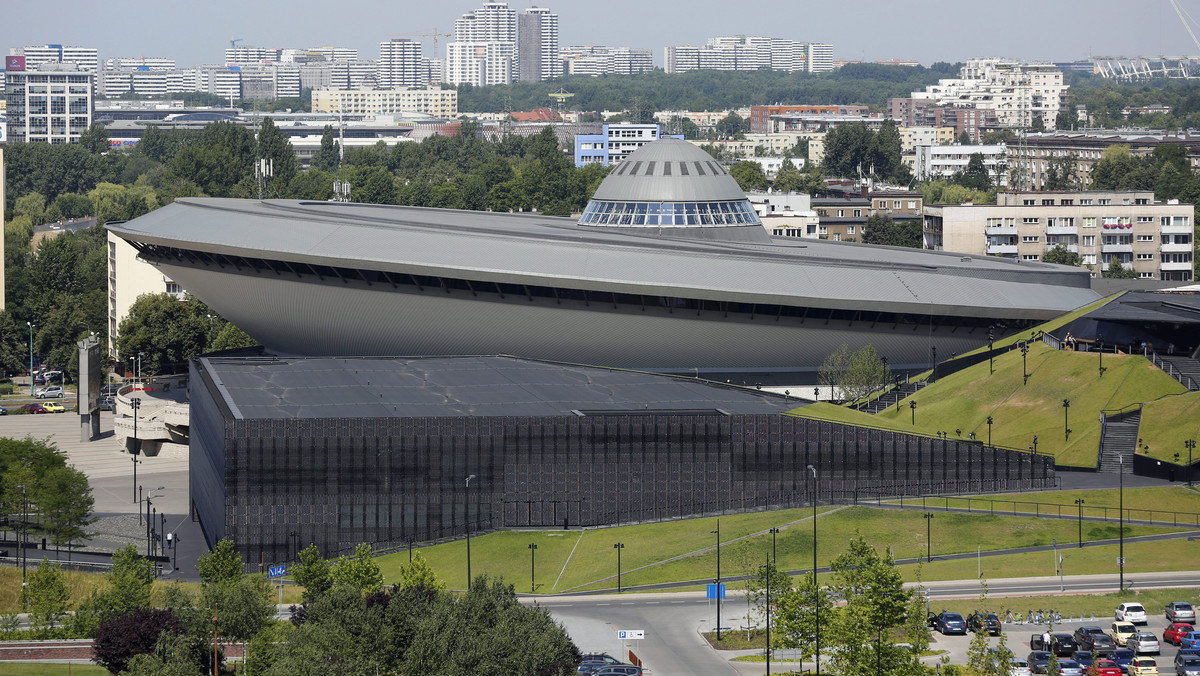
929, 607, 1193, 671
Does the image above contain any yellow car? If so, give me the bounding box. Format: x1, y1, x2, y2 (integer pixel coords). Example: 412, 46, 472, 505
1111, 620, 1137, 646
40, 401, 66, 413
1129, 657, 1158, 675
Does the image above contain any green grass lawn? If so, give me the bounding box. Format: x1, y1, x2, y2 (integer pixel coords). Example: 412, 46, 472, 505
1138, 390, 1200, 463
952, 295, 1119, 359
376, 505, 1188, 593
810, 342, 1186, 467
917, 485, 1200, 525
0, 666, 107, 676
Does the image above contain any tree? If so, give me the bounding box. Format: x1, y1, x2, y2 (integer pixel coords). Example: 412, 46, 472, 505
122, 632, 211, 676
775, 571, 834, 664
310, 125, 340, 171
39, 465, 95, 557
1104, 258, 1135, 278
79, 123, 111, 155
822, 122, 875, 178
1031, 116, 1046, 132
211, 322, 258, 351
825, 536, 919, 676
870, 119, 903, 181
197, 538, 244, 586
1043, 245, 1083, 268
21, 559, 71, 637
293, 544, 332, 599
1044, 153, 1079, 191
745, 560, 791, 636
116, 293, 209, 374
255, 117, 300, 197
729, 161, 769, 192
397, 551, 445, 597
862, 214, 921, 248
956, 153, 992, 192
818, 343, 851, 403
200, 575, 274, 644
958, 131, 973, 146
839, 344, 892, 403
330, 543, 384, 593
93, 608, 186, 674
107, 544, 155, 617
715, 112, 745, 137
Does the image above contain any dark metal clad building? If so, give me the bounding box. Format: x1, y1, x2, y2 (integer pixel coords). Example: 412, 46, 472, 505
192, 355, 1054, 562
108, 138, 1099, 384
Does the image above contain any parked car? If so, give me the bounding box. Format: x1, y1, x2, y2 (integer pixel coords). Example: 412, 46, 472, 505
1009, 657, 1032, 676
577, 662, 609, 674
580, 654, 621, 667
0, 405, 7, 415
1073, 651, 1095, 668
1050, 633, 1078, 657
1089, 659, 1124, 676
1032, 633, 1050, 651
1181, 632, 1200, 650
1055, 659, 1083, 676
1169, 603, 1198, 624
1111, 648, 1136, 672
936, 612, 967, 635
1114, 621, 1139, 646
40, 401, 65, 413
1130, 632, 1161, 655
42, 370, 62, 382
593, 667, 642, 676
20, 403, 47, 414
1118, 603, 1149, 625
1176, 652, 1200, 676
100, 382, 122, 397
969, 611, 1002, 635
1075, 626, 1116, 655
34, 385, 64, 399
1128, 656, 1158, 675
99, 396, 115, 411
1027, 651, 1052, 674
1166, 623, 1195, 645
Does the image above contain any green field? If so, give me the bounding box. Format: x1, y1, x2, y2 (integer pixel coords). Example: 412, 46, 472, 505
796, 341, 1187, 468
913, 485, 1200, 525
377, 505, 1189, 592
1138, 390, 1200, 463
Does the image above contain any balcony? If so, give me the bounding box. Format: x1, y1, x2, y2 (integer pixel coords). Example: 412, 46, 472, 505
1162, 242, 1193, 253
987, 244, 1018, 255
1161, 222, 1192, 234
984, 225, 1017, 235
1046, 244, 1078, 253
1102, 244, 1133, 253
1161, 260, 1195, 271
1045, 225, 1077, 235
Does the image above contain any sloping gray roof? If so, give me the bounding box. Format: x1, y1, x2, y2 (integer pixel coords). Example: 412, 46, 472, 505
107, 197, 1099, 319
1084, 292, 1200, 325
591, 138, 748, 202
202, 355, 801, 419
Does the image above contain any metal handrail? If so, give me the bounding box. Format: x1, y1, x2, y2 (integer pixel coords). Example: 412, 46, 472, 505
896, 494, 1200, 528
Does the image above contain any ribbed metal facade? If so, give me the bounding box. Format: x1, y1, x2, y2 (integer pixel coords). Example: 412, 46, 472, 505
191, 368, 1055, 565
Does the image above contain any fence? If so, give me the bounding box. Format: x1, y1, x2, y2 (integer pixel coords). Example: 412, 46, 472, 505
889, 494, 1200, 527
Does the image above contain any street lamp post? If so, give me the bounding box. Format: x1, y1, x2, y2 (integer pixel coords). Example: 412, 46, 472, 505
1020, 340, 1029, 385
25, 322, 35, 396
1075, 499, 1085, 548
1098, 334, 1106, 378
1118, 454, 1125, 591
769, 527, 780, 564
711, 519, 722, 640
1186, 439, 1197, 486
988, 326, 995, 375
986, 416, 993, 446
923, 512, 934, 562
464, 474, 476, 587
130, 398, 142, 502
807, 464, 819, 676
761, 557, 772, 676
910, 400, 917, 425
528, 543, 538, 594
1063, 399, 1071, 441
17, 484, 27, 583
1032, 435, 1039, 455
613, 542, 624, 592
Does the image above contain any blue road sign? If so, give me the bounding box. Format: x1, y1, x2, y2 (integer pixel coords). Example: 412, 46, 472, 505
706, 583, 726, 599
268, 565, 287, 578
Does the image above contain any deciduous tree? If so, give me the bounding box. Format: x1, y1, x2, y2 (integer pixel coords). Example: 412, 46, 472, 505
197, 537, 244, 586
21, 559, 71, 637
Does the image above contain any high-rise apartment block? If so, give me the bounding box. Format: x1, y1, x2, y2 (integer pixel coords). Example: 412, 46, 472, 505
446, 2, 561, 86
4, 60, 94, 144
517, 6, 561, 82
378, 39, 427, 88
9, 45, 99, 72
224, 46, 281, 66
561, 46, 653, 76
905, 58, 1067, 129
665, 37, 832, 74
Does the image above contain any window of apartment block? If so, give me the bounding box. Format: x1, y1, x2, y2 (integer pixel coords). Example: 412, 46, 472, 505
1080, 199, 1093, 205
1098, 198, 1111, 205
853, 209, 862, 217
833, 233, 842, 241
1022, 254, 1040, 260
1082, 235, 1096, 246
1060, 199, 1073, 206
1175, 216, 1190, 226
847, 226, 855, 234
893, 200, 901, 209
1022, 217, 1039, 224
1137, 234, 1154, 242
1082, 254, 1097, 265
1042, 199, 1055, 205
1135, 198, 1148, 205
876, 200, 887, 209
1023, 199, 1036, 206
1082, 217, 1097, 228
1022, 235, 1040, 243
1137, 216, 1153, 223
1137, 272, 1155, 279
1136, 253, 1154, 260
908, 200, 917, 209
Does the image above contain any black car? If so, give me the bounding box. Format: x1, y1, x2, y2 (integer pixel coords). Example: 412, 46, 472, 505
968, 611, 1002, 635
1050, 633, 1078, 657
100, 382, 122, 397
1027, 650, 1052, 674
1074, 626, 1115, 655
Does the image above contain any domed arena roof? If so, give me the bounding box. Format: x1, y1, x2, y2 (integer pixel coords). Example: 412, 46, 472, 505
578, 138, 763, 236
590, 137, 749, 202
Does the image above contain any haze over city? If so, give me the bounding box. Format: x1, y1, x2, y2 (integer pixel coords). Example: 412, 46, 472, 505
3, 0, 1197, 68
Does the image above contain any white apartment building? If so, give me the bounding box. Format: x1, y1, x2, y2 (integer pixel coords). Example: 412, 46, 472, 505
104, 57, 175, 71
4, 63, 94, 144
224, 46, 280, 65
240, 64, 301, 100
748, 190, 820, 238
561, 46, 653, 76
912, 144, 1007, 184
911, 58, 1067, 129
517, 6, 562, 82
922, 190, 1194, 281
899, 126, 956, 152
312, 87, 457, 117
10, 45, 99, 71
445, 42, 514, 87
806, 43, 833, 73
665, 36, 830, 74
107, 232, 190, 357
378, 39, 426, 88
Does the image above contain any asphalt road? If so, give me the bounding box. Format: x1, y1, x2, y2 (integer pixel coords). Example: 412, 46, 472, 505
540, 571, 1200, 675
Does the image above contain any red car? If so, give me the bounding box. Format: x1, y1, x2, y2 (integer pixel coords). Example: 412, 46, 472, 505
20, 403, 48, 414
1090, 660, 1123, 676
1165, 622, 1194, 644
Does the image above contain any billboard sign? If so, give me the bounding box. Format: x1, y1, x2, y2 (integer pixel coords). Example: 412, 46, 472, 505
5, 55, 25, 71
0, 122, 6, 144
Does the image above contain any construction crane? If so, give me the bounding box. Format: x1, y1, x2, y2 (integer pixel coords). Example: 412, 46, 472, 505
230, 38, 244, 49
391, 29, 452, 52
549, 88, 574, 113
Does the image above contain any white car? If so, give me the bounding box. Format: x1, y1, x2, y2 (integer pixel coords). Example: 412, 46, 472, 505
1117, 602, 1148, 625
1009, 657, 1032, 676
1128, 632, 1160, 654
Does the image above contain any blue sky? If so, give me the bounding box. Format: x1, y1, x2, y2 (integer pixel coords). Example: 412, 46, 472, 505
3, 0, 1197, 68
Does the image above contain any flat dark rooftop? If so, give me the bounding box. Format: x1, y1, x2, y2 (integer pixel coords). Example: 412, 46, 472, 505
1085, 292, 1200, 325
200, 355, 804, 420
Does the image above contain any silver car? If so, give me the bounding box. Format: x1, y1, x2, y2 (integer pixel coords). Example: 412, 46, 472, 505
1009, 657, 1032, 676
1056, 659, 1083, 676
1168, 602, 1197, 624
1129, 632, 1160, 655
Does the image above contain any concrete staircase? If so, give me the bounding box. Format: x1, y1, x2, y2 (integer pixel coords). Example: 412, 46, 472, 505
1099, 410, 1141, 475
857, 380, 927, 415
1157, 355, 1200, 391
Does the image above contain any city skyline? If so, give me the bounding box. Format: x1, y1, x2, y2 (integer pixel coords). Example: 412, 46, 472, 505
3, 0, 1197, 71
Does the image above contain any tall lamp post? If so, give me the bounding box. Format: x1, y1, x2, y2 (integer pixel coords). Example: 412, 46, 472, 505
761, 557, 772, 676
464, 474, 476, 587
1075, 499, 1085, 548
923, 512, 934, 562
986, 416, 993, 446
1062, 399, 1071, 441
909, 400, 917, 425
1020, 340, 1029, 385
988, 326, 995, 375
769, 527, 780, 564
1186, 439, 1197, 486
711, 519, 721, 640
1118, 454, 1125, 591
130, 398, 142, 502
1098, 333, 1107, 378
17, 484, 28, 583
807, 464, 819, 676
528, 543, 538, 594
613, 542, 624, 592
25, 322, 35, 396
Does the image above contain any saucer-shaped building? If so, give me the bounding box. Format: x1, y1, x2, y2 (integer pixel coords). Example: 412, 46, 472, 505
108, 138, 1098, 383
